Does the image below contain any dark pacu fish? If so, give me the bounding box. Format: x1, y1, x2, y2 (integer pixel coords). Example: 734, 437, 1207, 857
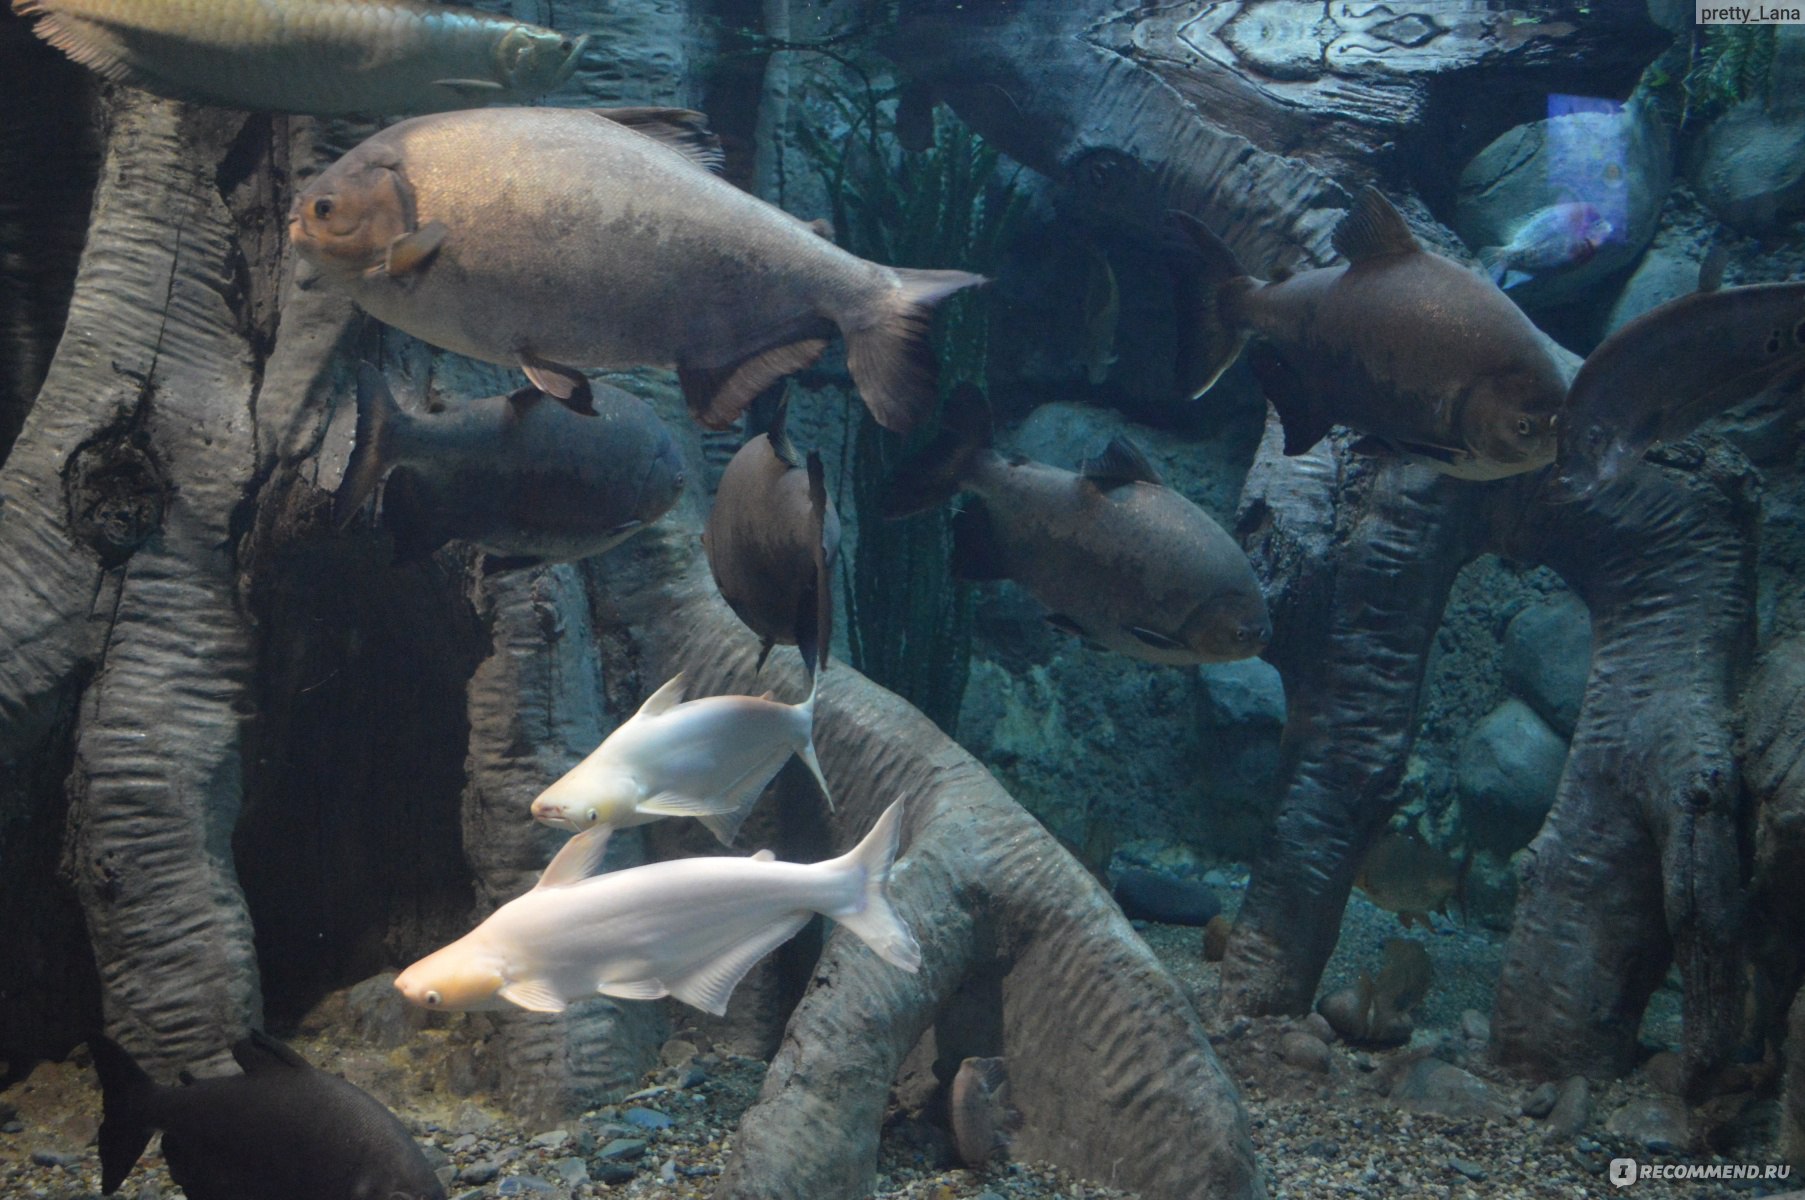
886, 388, 1270, 666
92, 1031, 445, 1200
335, 364, 685, 567
1180, 186, 1567, 479
703, 401, 839, 676
949, 1056, 1019, 1169
1558, 277, 1805, 494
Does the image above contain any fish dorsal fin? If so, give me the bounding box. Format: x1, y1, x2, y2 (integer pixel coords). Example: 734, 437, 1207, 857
1080, 436, 1164, 489
665, 912, 811, 1016
634, 674, 686, 720
232, 1031, 308, 1075
1699, 244, 1728, 294
592, 107, 725, 175
1332, 186, 1419, 263
751, 849, 776, 862
766, 397, 799, 468
499, 978, 568, 1013
534, 824, 613, 889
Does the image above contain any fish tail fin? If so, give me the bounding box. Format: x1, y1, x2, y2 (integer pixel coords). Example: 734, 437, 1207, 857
91, 1035, 158, 1196
827, 799, 920, 972
334, 363, 405, 529
1479, 246, 1507, 286
844, 267, 987, 434
1169, 211, 1253, 399
794, 669, 832, 809
881, 382, 992, 519
794, 451, 833, 680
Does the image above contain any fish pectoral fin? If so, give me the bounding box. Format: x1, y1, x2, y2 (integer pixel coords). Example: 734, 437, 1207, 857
231, 1030, 308, 1075
602, 519, 644, 539
519, 357, 596, 413
665, 913, 813, 1016
591, 107, 725, 175
499, 979, 569, 1013
1347, 435, 1399, 458
596, 977, 669, 1003
383, 221, 447, 278
434, 78, 506, 95
1126, 625, 1186, 653
678, 339, 830, 431
1079, 436, 1165, 490
1391, 438, 1469, 466
534, 824, 614, 890
639, 790, 738, 818
633, 673, 686, 720
1044, 613, 1088, 639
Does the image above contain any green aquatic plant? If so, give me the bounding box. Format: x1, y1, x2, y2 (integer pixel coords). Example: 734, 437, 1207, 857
1682, 24, 1777, 123
796, 75, 1025, 736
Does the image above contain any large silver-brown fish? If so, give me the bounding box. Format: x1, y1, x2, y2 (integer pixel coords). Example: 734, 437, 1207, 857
11, 0, 586, 115
703, 401, 838, 675
1179, 186, 1567, 480
886, 387, 1270, 666
1558, 277, 1805, 494
288, 106, 985, 432
335, 364, 684, 567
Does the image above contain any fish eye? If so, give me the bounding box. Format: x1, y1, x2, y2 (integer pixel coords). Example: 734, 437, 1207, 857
1516, 416, 1534, 437
560, 38, 574, 53
1235, 628, 1249, 642
425, 990, 442, 1007
585, 808, 598, 823
311, 197, 334, 219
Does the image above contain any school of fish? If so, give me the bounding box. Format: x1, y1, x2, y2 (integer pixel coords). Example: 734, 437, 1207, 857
20, 0, 1803, 1188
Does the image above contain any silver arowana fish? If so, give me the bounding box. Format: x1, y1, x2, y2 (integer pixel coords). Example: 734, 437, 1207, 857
704, 400, 838, 675
1557, 277, 1805, 494
288, 106, 985, 432
11, 0, 586, 115
335, 364, 685, 568
1179, 186, 1567, 480
885, 387, 1270, 666
395, 800, 920, 1017
529, 671, 828, 848
91, 1032, 444, 1200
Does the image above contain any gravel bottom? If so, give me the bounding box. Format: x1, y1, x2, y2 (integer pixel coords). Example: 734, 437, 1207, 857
0, 893, 1791, 1200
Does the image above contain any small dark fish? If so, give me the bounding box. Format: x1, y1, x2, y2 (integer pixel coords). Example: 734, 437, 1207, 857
1355, 832, 1461, 930
885, 386, 1270, 666
1558, 278, 1805, 494
1479, 202, 1612, 289
91, 1031, 445, 1200
335, 364, 685, 567
702, 400, 839, 676
949, 1056, 1019, 1169
1177, 186, 1567, 479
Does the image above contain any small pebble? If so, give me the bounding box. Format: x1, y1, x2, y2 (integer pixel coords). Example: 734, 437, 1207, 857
592, 1161, 637, 1184
457, 1160, 500, 1185
1, 1120, 22, 1134
1448, 1157, 1487, 1181
496, 1176, 556, 1195
550, 1156, 589, 1186
29, 1150, 75, 1168
529, 1128, 569, 1149
598, 1137, 648, 1161
625, 1106, 673, 1130
659, 1157, 678, 1183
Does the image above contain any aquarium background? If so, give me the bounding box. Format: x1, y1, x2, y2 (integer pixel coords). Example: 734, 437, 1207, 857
1, 1, 1804, 1198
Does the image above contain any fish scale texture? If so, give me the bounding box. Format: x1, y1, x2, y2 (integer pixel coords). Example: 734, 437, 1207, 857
590, 515, 1262, 1200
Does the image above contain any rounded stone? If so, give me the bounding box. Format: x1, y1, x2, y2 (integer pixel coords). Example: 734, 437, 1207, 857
1688, 101, 1805, 234
1502, 593, 1592, 737
1458, 699, 1568, 854
1278, 1030, 1331, 1074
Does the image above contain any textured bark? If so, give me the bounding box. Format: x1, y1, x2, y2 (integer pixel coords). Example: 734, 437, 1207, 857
590, 518, 1264, 1200
1219, 418, 1486, 1015
1490, 448, 1759, 1087
1787, 988, 1805, 1171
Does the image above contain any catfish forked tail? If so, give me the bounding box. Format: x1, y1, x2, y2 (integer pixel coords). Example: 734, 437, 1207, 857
333, 363, 406, 528
90, 1035, 161, 1196
824, 798, 921, 972
844, 267, 987, 435
880, 381, 994, 519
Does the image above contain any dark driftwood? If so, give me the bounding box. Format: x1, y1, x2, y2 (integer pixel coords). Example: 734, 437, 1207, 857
1488, 447, 1757, 1088
591, 519, 1263, 1200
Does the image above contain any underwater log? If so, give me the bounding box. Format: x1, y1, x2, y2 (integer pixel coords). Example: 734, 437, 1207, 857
585, 516, 1263, 1200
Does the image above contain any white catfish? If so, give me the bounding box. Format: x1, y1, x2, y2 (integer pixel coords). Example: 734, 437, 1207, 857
529, 671, 828, 846
393, 800, 920, 1016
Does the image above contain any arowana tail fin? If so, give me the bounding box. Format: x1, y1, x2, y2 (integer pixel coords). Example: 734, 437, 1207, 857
844, 267, 987, 434
90, 1035, 160, 1196
825, 799, 920, 972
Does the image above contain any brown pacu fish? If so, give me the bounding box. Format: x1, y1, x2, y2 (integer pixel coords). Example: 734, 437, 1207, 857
1179, 186, 1567, 479
288, 106, 985, 433
1557, 277, 1805, 495
1355, 832, 1461, 930
886, 387, 1270, 665
949, 1056, 1019, 1169
703, 401, 839, 676
335, 364, 684, 568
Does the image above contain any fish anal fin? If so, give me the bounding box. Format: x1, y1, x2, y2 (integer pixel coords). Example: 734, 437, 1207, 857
535, 825, 613, 889
383, 221, 447, 277
499, 979, 569, 1013
1332, 186, 1419, 263
520, 357, 595, 414
596, 977, 669, 1003
592, 107, 725, 175
1080, 436, 1164, 489
634, 674, 686, 719
687, 743, 794, 845
665, 913, 812, 1016
766, 397, 800, 467
680, 339, 829, 430
1246, 345, 1333, 456
232, 1030, 309, 1074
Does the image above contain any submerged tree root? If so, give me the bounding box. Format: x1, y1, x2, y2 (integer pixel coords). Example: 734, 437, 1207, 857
587, 519, 1265, 1200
